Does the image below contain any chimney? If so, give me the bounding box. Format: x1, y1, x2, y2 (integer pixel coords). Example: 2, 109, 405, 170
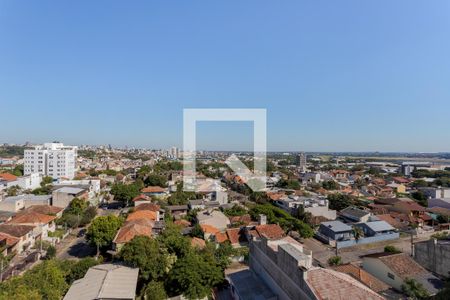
258, 214, 267, 225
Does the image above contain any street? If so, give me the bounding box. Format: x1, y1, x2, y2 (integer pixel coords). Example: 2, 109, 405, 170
56, 228, 96, 260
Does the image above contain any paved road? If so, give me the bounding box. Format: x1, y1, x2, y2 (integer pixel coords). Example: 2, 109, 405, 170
56, 229, 96, 260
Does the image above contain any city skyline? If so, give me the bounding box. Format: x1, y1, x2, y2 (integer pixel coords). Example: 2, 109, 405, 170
1, 1, 450, 152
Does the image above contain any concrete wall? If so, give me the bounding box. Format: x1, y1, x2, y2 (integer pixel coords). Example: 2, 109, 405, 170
414, 239, 450, 278
336, 233, 400, 249
249, 239, 316, 300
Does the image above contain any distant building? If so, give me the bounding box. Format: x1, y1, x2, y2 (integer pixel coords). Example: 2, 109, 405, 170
297, 152, 307, 172
24, 143, 77, 179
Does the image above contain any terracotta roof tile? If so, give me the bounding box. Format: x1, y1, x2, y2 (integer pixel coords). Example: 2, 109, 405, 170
226, 228, 241, 245
132, 194, 151, 202
215, 232, 229, 243
141, 186, 166, 193
25, 205, 64, 216
255, 224, 285, 239
0, 173, 17, 182
307, 268, 385, 300
333, 264, 390, 292
0, 232, 20, 247
114, 223, 153, 244
8, 212, 56, 225
0, 224, 34, 237
378, 253, 427, 279
126, 210, 157, 222
134, 203, 161, 212
191, 237, 206, 249
200, 224, 220, 234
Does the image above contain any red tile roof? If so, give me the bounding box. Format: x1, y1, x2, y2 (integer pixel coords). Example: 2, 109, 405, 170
25, 205, 64, 216
126, 210, 157, 222
132, 194, 151, 202
215, 232, 228, 243
332, 263, 390, 292
226, 228, 241, 245
200, 224, 220, 234
0, 173, 17, 182
142, 186, 166, 193
255, 224, 285, 239
307, 268, 384, 300
114, 223, 153, 244
0, 232, 19, 247
8, 211, 56, 225
134, 203, 161, 212
191, 237, 206, 249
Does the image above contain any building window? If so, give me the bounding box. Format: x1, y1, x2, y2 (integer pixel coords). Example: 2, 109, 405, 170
388, 272, 395, 280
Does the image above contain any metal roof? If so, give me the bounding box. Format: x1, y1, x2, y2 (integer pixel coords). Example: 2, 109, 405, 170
321, 221, 352, 232
63, 264, 139, 300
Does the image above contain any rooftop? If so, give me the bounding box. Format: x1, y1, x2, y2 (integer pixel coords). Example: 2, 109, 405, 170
63, 264, 139, 300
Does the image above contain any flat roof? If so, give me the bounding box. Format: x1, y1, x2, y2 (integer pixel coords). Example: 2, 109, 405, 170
227, 269, 276, 300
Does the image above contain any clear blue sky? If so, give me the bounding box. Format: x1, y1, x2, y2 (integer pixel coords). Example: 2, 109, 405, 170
1, 1, 449, 152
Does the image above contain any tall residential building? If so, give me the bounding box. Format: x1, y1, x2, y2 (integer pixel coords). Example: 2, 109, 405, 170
297, 152, 307, 172
24, 143, 77, 179
169, 146, 179, 159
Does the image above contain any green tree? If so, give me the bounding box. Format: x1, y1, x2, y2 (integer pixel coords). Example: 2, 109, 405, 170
22, 260, 68, 300
120, 236, 169, 281
190, 224, 204, 239
145, 281, 168, 300
328, 256, 342, 266
384, 245, 401, 254
46, 245, 56, 259
110, 183, 141, 206
67, 198, 88, 216
401, 278, 430, 299
86, 215, 123, 255
411, 191, 427, 207
41, 176, 53, 185
144, 174, 167, 187
63, 257, 99, 285
157, 223, 192, 257
166, 252, 223, 299
322, 180, 339, 190
327, 193, 353, 211
168, 183, 196, 206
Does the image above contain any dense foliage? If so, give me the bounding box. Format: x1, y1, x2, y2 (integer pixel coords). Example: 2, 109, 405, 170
249, 203, 314, 238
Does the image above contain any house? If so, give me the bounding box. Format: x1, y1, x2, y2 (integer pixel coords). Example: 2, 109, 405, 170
196, 209, 230, 231
0, 196, 25, 212
0, 210, 15, 224
63, 264, 139, 300
332, 263, 390, 293
132, 194, 152, 207
0, 232, 20, 256
7, 211, 57, 241
318, 221, 353, 242
354, 221, 397, 238
52, 187, 88, 208
141, 186, 167, 197
25, 205, 64, 218
134, 203, 164, 221
340, 206, 371, 223
166, 205, 188, 218
113, 219, 154, 251
362, 252, 442, 296
274, 195, 336, 220
0, 224, 35, 254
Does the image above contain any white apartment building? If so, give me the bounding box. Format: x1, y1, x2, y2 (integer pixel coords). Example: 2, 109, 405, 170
24, 143, 77, 179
